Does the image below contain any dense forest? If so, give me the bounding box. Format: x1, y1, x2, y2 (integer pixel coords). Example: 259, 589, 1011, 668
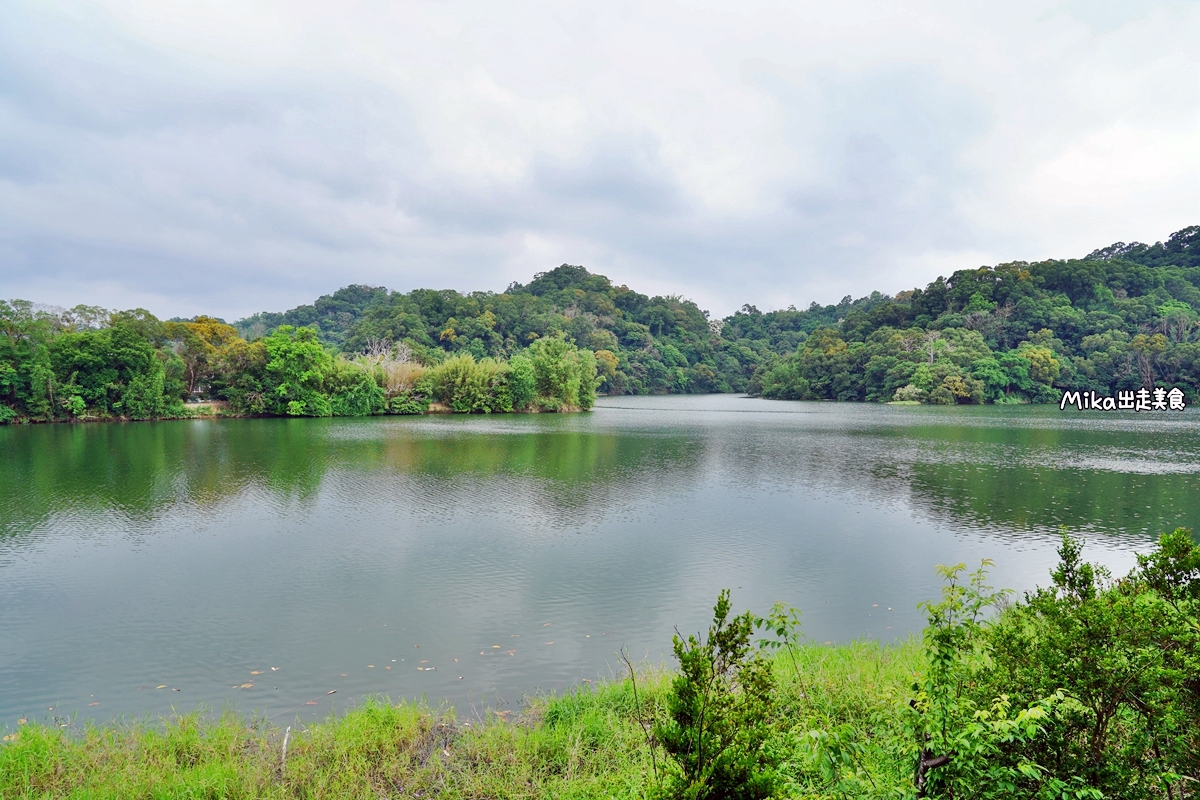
1, 225, 1197, 422
0, 307, 599, 423
236, 223, 1200, 405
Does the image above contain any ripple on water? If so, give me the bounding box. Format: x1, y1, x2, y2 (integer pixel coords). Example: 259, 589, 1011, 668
0, 397, 1193, 724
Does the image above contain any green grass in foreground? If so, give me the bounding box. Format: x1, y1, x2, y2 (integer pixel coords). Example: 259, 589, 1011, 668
0, 641, 922, 799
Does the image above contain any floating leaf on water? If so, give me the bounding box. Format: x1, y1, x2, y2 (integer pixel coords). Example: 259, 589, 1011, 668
156, 685, 168, 689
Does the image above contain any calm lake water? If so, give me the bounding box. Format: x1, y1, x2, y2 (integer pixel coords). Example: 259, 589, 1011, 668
3, 395, 1199, 727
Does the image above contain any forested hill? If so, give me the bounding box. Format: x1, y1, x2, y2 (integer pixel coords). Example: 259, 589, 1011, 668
233, 224, 1200, 402
3, 225, 1200, 425
234, 266, 744, 396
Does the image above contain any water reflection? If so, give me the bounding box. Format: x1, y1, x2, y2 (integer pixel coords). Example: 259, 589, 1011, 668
0, 417, 707, 537
5, 404, 1198, 545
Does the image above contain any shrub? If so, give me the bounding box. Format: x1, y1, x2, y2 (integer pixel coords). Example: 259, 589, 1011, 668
118, 366, 168, 419
529, 335, 599, 410
655, 590, 777, 799
893, 383, 926, 402
506, 353, 536, 410
382, 361, 425, 396
425, 354, 504, 413
387, 391, 430, 415
907, 562, 1072, 798
974, 530, 1200, 798
325, 359, 385, 416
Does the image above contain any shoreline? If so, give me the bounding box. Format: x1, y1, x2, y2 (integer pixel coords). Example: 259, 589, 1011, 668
0, 400, 590, 426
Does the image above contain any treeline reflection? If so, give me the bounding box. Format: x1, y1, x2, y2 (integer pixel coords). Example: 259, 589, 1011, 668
0, 418, 705, 536
2, 412, 1198, 546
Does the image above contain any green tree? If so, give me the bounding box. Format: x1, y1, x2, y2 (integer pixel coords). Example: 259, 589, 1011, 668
324, 358, 386, 416
262, 326, 333, 416
165, 316, 240, 397
758, 360, 811, 400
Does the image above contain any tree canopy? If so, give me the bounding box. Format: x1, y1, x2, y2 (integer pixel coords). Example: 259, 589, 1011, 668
4, 224, 1200, 422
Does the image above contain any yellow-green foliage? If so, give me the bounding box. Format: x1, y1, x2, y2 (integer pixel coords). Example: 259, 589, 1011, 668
425, 353, 507, 413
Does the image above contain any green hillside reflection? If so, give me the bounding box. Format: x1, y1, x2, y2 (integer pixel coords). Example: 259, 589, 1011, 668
2, 405, 1198, 544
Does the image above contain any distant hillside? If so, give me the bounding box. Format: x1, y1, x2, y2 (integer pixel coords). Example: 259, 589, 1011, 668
236, 265, 758, 395
739, 225, 1200, 402
9, 225, 1200, 427
232, 225, 1200, 401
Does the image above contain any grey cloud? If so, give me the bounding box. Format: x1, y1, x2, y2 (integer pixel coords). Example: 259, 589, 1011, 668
529, 133, 686, 218
1, 0, 1196, 320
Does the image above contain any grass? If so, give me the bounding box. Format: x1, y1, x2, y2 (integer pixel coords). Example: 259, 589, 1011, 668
0, 640, 924, 799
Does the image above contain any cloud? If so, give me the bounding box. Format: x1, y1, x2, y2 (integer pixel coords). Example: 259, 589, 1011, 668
1, 0, 1197, 320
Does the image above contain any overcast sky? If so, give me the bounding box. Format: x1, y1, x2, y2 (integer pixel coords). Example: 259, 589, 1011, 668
2, 0, 1198, 321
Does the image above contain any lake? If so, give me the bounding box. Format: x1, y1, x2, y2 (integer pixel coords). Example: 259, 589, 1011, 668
2, 395, 1198, 727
